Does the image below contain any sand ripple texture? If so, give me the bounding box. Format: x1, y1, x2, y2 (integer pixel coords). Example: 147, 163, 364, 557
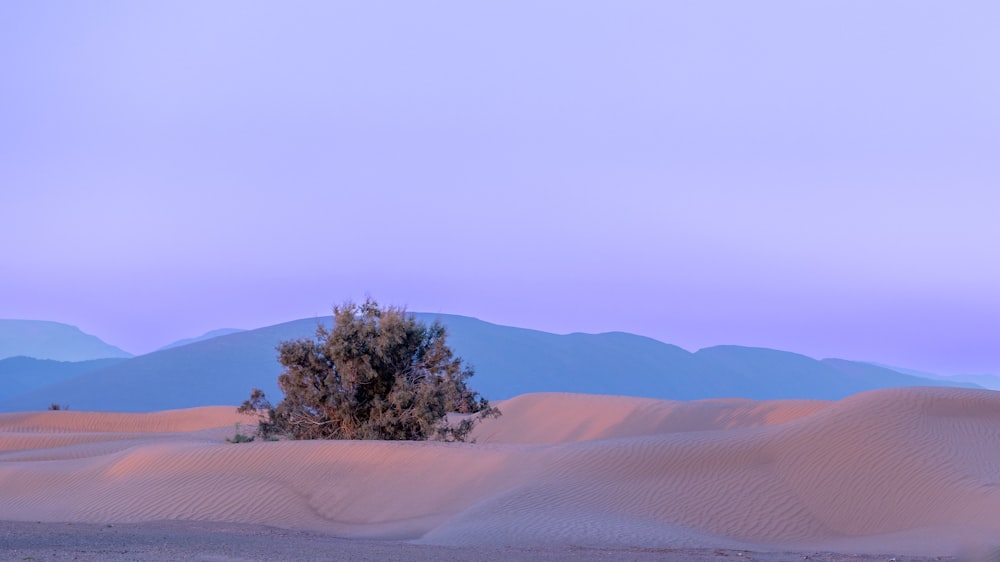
2, 388, 999, 555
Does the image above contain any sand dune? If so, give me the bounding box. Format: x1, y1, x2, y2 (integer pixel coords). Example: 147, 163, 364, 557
2, 388, 1000, 556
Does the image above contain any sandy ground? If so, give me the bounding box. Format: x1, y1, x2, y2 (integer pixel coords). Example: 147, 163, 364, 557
3, 388, 1000, 560
0, 520, 963, 562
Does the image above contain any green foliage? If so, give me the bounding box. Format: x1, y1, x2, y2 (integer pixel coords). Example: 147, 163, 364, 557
47, 403, 68, 411
225, 422, 255, 443
240, 299, 499, 442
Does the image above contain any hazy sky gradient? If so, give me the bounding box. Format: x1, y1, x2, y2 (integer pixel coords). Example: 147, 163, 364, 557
2, 2, 998, 374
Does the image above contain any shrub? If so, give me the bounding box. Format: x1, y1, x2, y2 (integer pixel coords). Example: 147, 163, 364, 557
225, 422, 255, 443
240, 299, 499, 441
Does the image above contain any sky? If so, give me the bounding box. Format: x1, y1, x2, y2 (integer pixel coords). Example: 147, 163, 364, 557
1, 1, 998, 375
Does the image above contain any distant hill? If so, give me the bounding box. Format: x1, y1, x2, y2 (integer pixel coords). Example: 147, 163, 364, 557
0, 356, 127, 403
428, 315, 980, 401
869, 362, 1000, 391
0, 314, 980, 412
157, 328, 246, 351
943, 373, 1000, 390
0, 318, 328, 412
0, 320, 132, 361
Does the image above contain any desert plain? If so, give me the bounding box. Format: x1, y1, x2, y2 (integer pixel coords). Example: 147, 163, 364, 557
3, 387, 1000, 560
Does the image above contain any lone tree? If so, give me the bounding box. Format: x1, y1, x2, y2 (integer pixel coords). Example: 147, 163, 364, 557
240, 299, 499, 441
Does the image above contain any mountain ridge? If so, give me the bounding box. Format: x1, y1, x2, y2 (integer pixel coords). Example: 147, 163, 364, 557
0, 319, 132, 361
0, 356, 128, 402
0, 314, 980, 412
157, 328, 246, 351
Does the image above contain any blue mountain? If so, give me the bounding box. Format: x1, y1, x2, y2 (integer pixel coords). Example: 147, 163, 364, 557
0, 319, 132, 361
0, 314, 980, 412
157, 328, 246, 351
0, 356, 128, 402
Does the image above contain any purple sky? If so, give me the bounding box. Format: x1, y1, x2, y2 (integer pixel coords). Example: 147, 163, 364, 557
2, 2, 998, 374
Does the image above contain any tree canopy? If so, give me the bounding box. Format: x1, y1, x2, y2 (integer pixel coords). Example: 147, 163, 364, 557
240, 299, 498, 441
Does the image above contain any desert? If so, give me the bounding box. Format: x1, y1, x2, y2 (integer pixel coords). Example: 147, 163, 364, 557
3, 387, 998, 560
5, 0, 998, 559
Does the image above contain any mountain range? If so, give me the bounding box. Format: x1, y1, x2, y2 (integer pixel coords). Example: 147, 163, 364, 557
156, 328, 245, 351
0, 313, 984, 412
0, 319, 132, 361
867, 362, 1000, 391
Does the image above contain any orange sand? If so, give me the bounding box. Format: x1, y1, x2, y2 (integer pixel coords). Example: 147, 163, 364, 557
2, 388, 999, 556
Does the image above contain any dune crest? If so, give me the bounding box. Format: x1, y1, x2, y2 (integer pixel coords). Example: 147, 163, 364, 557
0, 406, 251, 434
2, 388, 1000, 555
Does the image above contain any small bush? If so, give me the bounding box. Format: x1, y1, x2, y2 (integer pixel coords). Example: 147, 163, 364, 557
225, 422, 255, 443
48, 403, 68, 411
